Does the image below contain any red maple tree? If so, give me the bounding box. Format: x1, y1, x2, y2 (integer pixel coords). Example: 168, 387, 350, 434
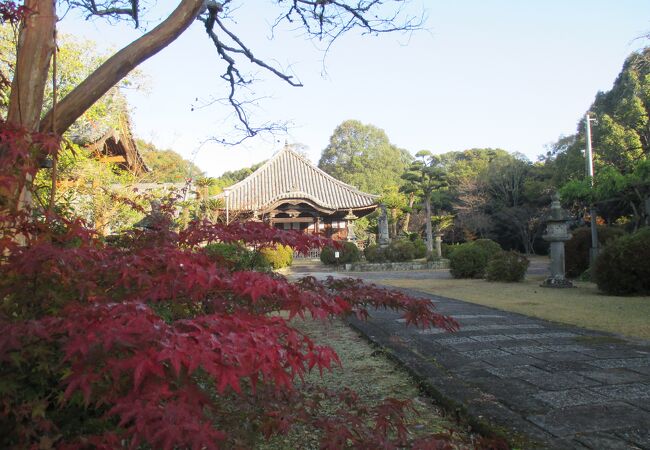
0, 120, 460, 449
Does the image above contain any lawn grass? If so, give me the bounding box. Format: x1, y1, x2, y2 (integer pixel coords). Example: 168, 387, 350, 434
373, 275, 650, 340
260, 317, 475, 449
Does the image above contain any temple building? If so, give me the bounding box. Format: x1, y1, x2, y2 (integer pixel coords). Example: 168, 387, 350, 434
215, 145, 378, 240
85, 112, 149, 176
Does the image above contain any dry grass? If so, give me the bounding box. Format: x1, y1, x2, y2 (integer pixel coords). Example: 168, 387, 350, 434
373, 276, 650, 340
260, 317, 474, 449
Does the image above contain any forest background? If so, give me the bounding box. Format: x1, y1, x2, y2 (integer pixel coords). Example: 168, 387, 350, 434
2, 26, 647, 253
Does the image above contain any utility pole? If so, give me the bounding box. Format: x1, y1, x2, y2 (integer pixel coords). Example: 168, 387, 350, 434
585, 113, 599, 266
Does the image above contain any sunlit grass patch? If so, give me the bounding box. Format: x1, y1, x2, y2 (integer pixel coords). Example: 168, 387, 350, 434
374, 276, 650, 340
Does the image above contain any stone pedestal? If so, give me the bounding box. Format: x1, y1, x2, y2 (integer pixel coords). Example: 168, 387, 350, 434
541, 194, 574, 288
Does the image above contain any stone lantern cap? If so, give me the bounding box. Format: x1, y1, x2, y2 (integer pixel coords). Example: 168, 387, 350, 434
344, 209, 358, 221
543, 193, 572, 242
547, 193, 571, 222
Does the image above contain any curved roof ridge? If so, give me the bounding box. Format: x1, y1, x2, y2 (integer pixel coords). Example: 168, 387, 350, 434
221, 145, 287, 193
283, 145, 380, 199
215, 145, 378, 211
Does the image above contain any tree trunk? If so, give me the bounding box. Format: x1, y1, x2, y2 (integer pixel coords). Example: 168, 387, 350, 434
39, 0, 205, 135
390, 208, 398, 238
400, 192, 415, 234
6, 0, 56, 130
424, 192, 433, 258
4, 0, 56, 211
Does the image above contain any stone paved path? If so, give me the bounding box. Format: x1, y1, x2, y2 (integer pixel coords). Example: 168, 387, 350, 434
287, 265, 650, 449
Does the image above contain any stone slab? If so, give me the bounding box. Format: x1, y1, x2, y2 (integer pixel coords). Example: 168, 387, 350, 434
416, 328, 446, 335
471, 376, 548, 414
630, 366, 650, 376
579, 369, 648, 385
589, 358, 650, 369
532, 361, 597, 372
543, 344, 591, 352
435, 336, 477, 345
522, 373, 601, 391
626, 398, 650, 413
486, 365, 549, 378
615, 427, 650, 448
590, 383, 650, 401
455, 324, 544, 332
507, 332, 579, 340
581, 349, 649, 359
427, 353, 494, 372
451, 314, 506, 319
502, 345, 551, 354
531, 351, 595, 362
460, 349, 512, 359
574, 432, 644, 450
484, 354, 543, 368
469, 334, 514, 342
533, 388, 608, 408
440, 341, 503, 352
527, 403, 650, 438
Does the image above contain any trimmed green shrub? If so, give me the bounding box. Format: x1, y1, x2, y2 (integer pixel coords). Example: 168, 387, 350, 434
203, 243, 270, 271
565, 226, 625, 278
412, 238, 427, 259
260, 244, 294, 269
364, 244, 387, 263
321, 242, 361, 265
320, 246, 336, 265
485, 251, 530, 282
594, 227, 650, 295
341, 241, 361, 263
385, 240, 416, 262
472, 239, 502, 257
449, 240, 502, 279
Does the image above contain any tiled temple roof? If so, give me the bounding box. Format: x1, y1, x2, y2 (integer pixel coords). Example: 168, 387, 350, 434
215, 145, 378, 213
84, 111, 149, 175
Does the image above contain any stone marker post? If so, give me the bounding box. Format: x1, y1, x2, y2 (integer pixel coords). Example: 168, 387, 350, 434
378, 204, 390, 248
541, 193, 573, 288
434, 232, 443, 258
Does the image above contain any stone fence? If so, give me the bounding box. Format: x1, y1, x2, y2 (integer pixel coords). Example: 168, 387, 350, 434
344, 259, 449, 272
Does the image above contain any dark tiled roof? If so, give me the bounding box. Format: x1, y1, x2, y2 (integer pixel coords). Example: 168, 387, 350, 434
84, 111, 150, 175
216, 146, 378, 212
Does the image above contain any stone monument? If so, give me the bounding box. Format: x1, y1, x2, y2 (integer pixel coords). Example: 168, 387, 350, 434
541, 193, 573, 288
434, 232, 444, 258
378, 204, 390, 248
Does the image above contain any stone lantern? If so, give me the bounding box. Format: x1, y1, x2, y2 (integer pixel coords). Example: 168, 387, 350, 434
541, 193, 573, 288
434, 232, 444, 258
344, 209, 358, 242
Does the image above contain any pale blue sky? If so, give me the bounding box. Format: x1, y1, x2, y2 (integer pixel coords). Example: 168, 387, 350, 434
59, 1, 650, 177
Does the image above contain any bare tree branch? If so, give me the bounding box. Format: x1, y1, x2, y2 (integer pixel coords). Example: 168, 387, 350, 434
198, 0, 423, 143
64, 0, 141, 26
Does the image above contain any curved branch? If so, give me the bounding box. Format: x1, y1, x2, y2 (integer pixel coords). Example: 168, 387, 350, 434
39, 0, 206, 135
